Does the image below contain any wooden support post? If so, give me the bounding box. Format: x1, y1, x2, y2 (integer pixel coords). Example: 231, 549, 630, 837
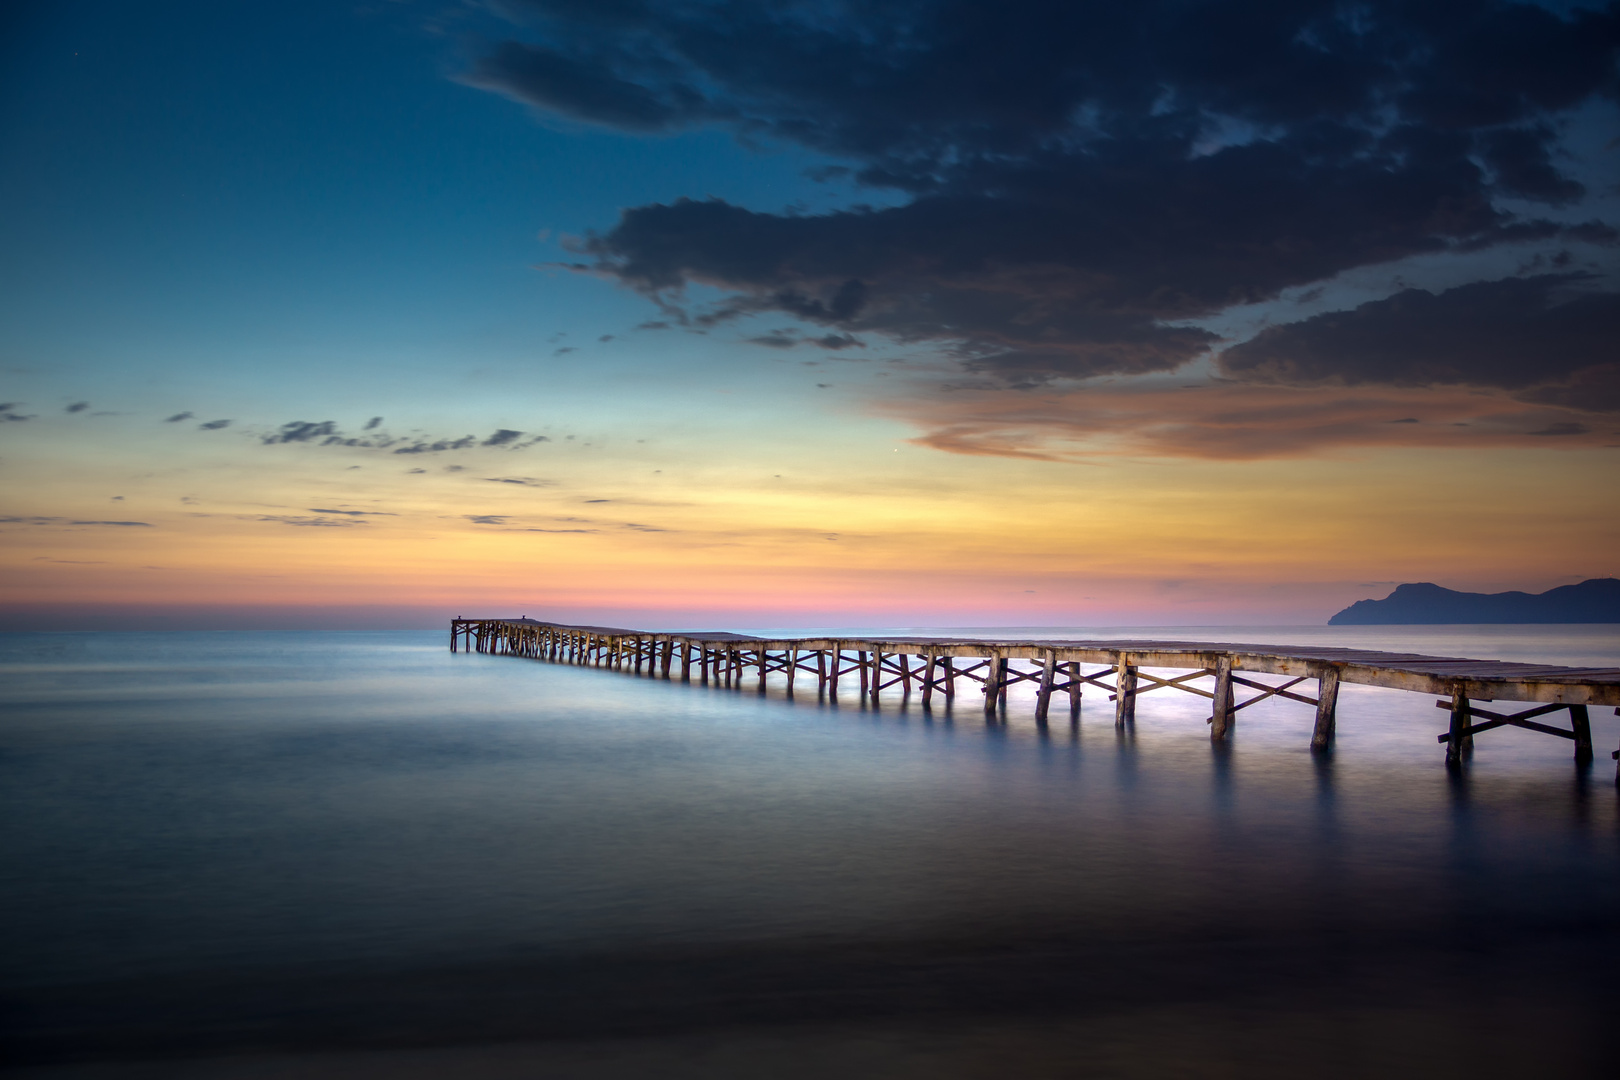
1311, 666, 1340, 751
679, 642, 691, 682
870, 650, 882, 704
1570, 704, 1593, 764
757, 648, 767, 690
1035, 650, 1057, 722
900, 653, 913, 697
922, 653, 935, 707
817, 649, 827, 692
983, 651, 1000, 715
858, 650, 869, 698
1115, 655, 1137, 728
1445, 691, 1471, 767
1210, 656, 1233, 740
829, 645, 841, 696
661, 639, 673, 679
1067, 661, 1081, 721
943, 656, 955, 700
786, 648, 797, 693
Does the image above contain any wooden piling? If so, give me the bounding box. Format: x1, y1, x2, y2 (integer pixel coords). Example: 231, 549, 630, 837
1570, 704, 1593, 763
1035, 650, 1056, 722
1067, 661, 1081, 721
1210, 655, 1233, 740
1116, 656, 1137, 728
1446, 691, 1472, 767
983, 650, 1000, 715
1311, 666, 1340, 751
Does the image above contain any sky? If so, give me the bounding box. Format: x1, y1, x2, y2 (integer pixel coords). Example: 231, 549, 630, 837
1, 0, 1617, 630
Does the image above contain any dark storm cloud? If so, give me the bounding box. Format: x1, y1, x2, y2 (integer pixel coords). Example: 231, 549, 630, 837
474, 1, 1620, 387
1221, 275, 1620, 408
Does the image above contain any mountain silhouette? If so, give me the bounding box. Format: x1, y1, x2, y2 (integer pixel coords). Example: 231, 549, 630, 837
1329, 578, 1620, 625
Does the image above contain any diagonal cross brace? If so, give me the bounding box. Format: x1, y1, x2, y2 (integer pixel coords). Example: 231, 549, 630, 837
1433, 700, 1577, 741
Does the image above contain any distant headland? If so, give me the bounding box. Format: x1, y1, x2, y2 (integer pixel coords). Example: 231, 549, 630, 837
1329, 578, 1620, 625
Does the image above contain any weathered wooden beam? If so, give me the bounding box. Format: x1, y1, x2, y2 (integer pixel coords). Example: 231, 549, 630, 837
1115, 656, 1137, 727
1035, 650, 1056, 722
983, 651, 1001, 715
1445, 692, 1472, 767
1209, 656, 1233, 740
1571, 704, 1593, 763
1311, 666, 1340, 751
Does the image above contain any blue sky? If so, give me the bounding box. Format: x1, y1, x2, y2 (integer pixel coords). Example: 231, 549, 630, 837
2, 1, 1617, 628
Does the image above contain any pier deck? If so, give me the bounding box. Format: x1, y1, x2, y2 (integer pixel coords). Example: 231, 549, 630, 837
452, 618, 1620, 774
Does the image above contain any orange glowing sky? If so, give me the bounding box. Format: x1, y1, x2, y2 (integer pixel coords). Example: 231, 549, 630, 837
3, 3, 1617, 629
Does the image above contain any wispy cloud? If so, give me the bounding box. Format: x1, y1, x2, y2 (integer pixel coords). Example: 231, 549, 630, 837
263, 420, 338, 444
307, 508, 397, 516
465, 514, 509, 524
0, 516, 152, 527
256, 515, 365, 527
164, 412, 193, 422
480, 476, 554, 487
394, 437, 478, 454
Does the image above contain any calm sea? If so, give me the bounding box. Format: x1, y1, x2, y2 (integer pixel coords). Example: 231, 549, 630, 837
3, 626, 1618, 1077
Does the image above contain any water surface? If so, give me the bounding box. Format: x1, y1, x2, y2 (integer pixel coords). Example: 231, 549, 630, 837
3, 627, 1618, 1076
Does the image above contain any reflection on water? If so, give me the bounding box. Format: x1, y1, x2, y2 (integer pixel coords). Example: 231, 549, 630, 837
2, 628, 1617, 1076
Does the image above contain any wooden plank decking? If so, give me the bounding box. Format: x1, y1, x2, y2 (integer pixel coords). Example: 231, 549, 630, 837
451, 618, 1620, 773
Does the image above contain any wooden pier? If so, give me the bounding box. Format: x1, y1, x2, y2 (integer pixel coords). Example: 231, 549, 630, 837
451, 618, 1620, 774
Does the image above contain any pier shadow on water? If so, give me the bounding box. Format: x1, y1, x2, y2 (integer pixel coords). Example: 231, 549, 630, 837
2, 630, 1618, 1077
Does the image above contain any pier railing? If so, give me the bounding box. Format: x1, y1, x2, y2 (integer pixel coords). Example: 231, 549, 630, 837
451, 618, 1620, 773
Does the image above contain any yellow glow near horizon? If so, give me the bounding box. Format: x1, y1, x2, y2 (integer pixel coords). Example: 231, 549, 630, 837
5, 397, 1616, 626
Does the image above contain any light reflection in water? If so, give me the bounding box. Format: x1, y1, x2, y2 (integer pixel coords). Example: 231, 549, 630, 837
1, 628, 1617, 1073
